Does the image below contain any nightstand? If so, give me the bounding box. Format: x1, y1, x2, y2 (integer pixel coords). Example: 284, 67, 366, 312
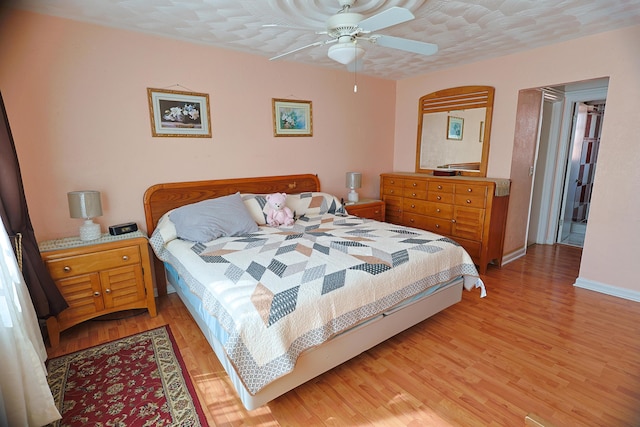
345, 199, 386, 221
39, 231, 157, 347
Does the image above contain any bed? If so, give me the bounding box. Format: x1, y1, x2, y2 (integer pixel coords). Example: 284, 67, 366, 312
143, 174, 485, 410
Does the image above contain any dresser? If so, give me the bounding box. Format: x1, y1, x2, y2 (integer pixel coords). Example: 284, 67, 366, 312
345, 199, 386, 221
380, 172, 510, 274
40, 231, 157, 347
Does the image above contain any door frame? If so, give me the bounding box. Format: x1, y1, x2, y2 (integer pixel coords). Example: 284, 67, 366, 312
535, 86, 608, 245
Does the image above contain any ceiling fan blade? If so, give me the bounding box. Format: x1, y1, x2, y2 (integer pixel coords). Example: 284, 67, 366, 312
269, 39, 336, 61
359, 7, 414, 32
374, 35, 438, 56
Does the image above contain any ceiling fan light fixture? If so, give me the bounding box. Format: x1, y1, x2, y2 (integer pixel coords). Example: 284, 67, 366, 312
328, 42, 364, 65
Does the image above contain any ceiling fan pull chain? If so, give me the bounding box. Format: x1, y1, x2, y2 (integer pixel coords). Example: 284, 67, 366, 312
353, 41, 358, 93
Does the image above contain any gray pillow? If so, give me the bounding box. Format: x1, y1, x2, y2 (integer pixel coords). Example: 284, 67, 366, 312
170, 192, 259, 243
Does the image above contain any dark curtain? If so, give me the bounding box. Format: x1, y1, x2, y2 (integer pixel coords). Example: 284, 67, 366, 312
0, 90, 68, 318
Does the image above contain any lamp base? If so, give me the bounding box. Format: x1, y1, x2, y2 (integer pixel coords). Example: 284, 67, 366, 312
347, 189, 359, 203
79, 219, 101, 241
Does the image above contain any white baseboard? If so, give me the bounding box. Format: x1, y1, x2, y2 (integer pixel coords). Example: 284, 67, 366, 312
501, 246, 526, 266
574, 277, 640, 302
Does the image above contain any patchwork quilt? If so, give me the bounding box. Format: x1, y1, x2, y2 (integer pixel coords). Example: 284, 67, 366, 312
150, 212, 483, 395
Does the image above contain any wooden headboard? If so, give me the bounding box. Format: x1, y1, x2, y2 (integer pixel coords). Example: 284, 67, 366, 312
143, 174, 320, 295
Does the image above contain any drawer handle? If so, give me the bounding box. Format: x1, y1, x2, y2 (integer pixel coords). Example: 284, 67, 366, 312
411, 204, 415, 208
437, 185, 442, 189
374, 210, 380, 214
105, 288, 112, 294
451, 219, 456, 223
390, 190, 395, 194
63, 266, 71, 272
410, 219, 415, 223
122, 255, 129, 261
437, 196, 441, 200
467, 188, 472, 192
412, 193, 416, 197
412, 182, 417, 187
435, 224, 440, 228
390, 180, 395, 184
93, 291, 100, 297
436, 208, 441, 212
466, 199, 472, 204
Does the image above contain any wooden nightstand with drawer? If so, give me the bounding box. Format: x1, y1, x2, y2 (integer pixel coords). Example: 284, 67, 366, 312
40, 231, 157, 347
345, 199, 386, 221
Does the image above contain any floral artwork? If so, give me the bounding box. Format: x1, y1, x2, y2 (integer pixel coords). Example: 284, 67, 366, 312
147, 88, 211, 137
272, 99, 312, 137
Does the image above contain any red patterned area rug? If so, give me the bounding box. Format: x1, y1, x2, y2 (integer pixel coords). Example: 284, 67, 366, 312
46, 325, 209, 427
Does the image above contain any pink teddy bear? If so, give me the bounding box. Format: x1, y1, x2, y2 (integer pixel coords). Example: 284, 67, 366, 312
265, 192, 294, 227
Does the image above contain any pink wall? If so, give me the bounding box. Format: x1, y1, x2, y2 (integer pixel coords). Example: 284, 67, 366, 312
395, 25, 640, 296
0, 10, 395, 240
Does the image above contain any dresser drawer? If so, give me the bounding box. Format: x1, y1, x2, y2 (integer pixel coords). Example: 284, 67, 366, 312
382, 176, 404, 187
382, 185, 403, 197
424, 202, 453, 219
403, 179, 428, 191
424, 217, 453, 235
428, 181, 455, 193
403, 198, 429, 215
401, 213, 430, 230
454, 193, 487, 208
403, 188, 428, 199
45, 245, 141, 279
428, 191, 454, 204
455, 184, 488, 196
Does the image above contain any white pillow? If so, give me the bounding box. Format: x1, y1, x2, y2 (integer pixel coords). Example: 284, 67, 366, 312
286, 192, 344, 217
242, 193, 269, 225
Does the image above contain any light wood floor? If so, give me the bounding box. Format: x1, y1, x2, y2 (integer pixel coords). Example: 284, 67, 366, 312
47, 244, 640, 426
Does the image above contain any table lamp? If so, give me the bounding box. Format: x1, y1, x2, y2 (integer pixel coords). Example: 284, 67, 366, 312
68, 190, 103, 241
346, 172, 362, 203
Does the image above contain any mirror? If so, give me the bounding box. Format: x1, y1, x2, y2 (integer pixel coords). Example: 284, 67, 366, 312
415, 86, 495, 177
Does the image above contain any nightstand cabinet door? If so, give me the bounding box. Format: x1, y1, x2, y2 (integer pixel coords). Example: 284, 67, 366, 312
55, 273, 105, 324
100, 264, 146, 309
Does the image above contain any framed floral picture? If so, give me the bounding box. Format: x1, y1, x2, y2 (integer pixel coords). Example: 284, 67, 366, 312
446, 116, 464, 140
272, 98, 312, 137
147, 88, 211, 137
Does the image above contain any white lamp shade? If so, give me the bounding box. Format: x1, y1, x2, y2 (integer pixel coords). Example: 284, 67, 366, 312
68, 191, 102, 219
346, 172, 362, 189
328, 42, 365, 65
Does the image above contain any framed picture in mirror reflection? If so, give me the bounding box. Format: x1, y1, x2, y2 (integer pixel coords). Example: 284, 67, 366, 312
447, 116, 464, 140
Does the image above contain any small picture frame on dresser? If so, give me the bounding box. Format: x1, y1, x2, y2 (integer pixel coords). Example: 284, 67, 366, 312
447, 116, 464, 140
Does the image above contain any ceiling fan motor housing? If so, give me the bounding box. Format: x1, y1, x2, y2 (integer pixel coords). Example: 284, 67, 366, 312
326, 12, 363, 39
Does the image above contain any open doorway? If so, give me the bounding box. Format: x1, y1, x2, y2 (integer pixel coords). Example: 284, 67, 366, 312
558, 100, 605, 246
527, 78, 608, 249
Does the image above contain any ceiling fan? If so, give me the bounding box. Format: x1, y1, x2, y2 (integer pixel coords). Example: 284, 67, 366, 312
266, 0, 438, 69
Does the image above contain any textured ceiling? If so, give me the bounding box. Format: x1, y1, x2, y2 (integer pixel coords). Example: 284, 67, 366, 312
10, 0, 640, 80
